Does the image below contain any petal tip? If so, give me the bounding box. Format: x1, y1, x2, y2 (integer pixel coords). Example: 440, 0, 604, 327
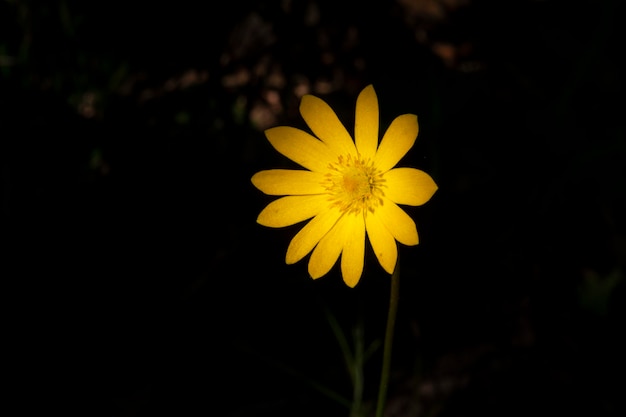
343, 276, 360, 288
361, 84, 375, 94
299, 94, 318, 110
250, 172, 261, 187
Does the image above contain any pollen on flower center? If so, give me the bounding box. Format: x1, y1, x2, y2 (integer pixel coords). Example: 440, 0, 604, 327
323, 154, 385, 214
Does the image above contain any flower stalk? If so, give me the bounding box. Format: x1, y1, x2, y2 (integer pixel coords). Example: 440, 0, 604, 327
375, 251, 400, 417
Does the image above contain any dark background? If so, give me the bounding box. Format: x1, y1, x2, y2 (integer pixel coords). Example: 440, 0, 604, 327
2, 0, 625, 416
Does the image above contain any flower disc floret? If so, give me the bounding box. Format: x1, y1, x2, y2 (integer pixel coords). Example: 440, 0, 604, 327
324, 154, 385, 215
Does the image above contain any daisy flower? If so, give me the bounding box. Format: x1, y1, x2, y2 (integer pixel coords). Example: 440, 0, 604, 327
251, 85, 437, 287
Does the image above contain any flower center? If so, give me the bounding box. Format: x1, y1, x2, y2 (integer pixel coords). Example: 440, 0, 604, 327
323, 154, 385, 214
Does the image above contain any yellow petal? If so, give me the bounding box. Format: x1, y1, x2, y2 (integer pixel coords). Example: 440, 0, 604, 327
376, 198, 419, 246
251, 169, 327, 196
300, 94, 357, 157
354, 85, 379, 161
341, 214, 365, 287
257, 195, 328, 228
265, 126, 335, 173
308, 214, 350, 279
365, 213, 397, 274
286, 206, 342, 264
374, 114, 418, 173
383, 168, 438, 206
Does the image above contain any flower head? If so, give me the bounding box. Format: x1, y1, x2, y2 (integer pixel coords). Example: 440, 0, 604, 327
251, 85, 437, 287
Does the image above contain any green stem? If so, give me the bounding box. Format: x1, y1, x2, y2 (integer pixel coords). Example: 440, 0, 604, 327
375, 252, 400, 417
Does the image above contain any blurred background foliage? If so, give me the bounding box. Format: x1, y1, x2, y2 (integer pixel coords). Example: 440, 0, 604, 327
2, 0, 625, 416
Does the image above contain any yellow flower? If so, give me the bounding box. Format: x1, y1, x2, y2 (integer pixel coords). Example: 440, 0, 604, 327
251, 85, 437, 287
